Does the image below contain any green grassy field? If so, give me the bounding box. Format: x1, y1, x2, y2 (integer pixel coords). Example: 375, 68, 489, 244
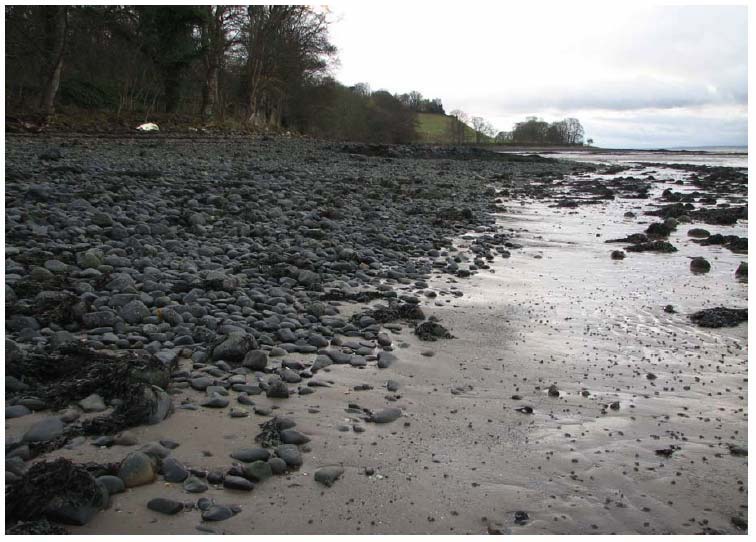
415, 112, 492, 144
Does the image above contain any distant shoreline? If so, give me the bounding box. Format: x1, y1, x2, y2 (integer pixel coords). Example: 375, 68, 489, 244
3, 126, 747, 157
492, 145, 747, 155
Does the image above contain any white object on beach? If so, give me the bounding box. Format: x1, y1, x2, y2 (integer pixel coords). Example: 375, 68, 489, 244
136, 122, 159, 132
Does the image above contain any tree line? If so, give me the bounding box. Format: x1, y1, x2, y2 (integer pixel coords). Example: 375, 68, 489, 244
5, 6, 587, 146
442, 110, 496, 144
396, 91, 445, 114
5, 5, 425, 143
495, 116, 587, 146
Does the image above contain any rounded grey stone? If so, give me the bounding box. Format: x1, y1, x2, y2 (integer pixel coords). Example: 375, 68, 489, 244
243, 460, 273, 482
230, 447, 270, 463
268, 457, 287, 474
97, 475, 126, 495
22, 417, 65, 443
275, 444, 303, 467
279, 429, 310, 445
118, 451, 156, 487
147, 497, 183, 515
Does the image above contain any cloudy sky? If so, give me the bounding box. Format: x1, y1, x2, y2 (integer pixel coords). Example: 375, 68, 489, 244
328, 4, 747, 148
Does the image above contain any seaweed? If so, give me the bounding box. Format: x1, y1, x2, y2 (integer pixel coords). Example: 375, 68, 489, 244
6, 519, 70, 535
6, 346, 172, 405
690, 307, 747, 328
320, 289, 386, 303
6, 347, 174, 452
255, 418, 284, 448
9, 290, 80, 327
10, 275, 71, 302
5, 458, 113, 528
624, 241, 677, 253
352, 301, 426, 325
414, 320, 453, 341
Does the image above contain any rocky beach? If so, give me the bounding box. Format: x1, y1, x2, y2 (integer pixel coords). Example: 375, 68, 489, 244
4, 135, 748, 535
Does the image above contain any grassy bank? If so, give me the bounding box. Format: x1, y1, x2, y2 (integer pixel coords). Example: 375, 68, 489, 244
415, 112, 492, 144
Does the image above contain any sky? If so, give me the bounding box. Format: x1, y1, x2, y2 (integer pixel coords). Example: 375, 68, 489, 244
327, 4, 748, 148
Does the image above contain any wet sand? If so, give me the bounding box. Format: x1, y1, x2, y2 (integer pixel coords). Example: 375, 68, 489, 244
5, 157, 747, 534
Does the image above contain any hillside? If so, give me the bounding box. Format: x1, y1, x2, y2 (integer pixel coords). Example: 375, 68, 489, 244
416, 112, 492, 144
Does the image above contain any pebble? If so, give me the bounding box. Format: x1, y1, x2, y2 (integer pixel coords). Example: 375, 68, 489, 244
202, 505, 237, 522
279, 429, 311, 445
162, 456, 189, 483
275, 444, 303, 467
223, 475, 254, 491
369, 407, 402, 423
201, 394, 229, 408
231, 447, 270, 463
690, 256, 711, 273
243, 460, 273, 482
191, 376, 214, 391
266, 380, 290, 399
229, 408, 249, 418
183, 476, 209, 493
268, 457, 288, 474
97, 475, 126, 495
140, 441, 172, 459
377, 351, 398, 369
147, 497, 184, 515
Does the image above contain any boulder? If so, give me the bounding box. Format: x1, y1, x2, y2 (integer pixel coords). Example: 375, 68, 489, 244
212, 333, 257, 364
118, 452, 156, 487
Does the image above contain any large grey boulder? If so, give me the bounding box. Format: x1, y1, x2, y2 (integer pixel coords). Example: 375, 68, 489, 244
22, 417, 65, 443
120, 300, 150, 324
211, 333, 258, 363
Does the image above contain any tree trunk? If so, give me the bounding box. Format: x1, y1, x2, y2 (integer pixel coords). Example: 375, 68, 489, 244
200, 6, 224, 121
163, 66, 181, 113
39, 6, 68, 118
201, 65, 218, 120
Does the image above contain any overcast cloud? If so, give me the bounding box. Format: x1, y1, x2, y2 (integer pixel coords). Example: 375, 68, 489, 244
328, 4, 747, 148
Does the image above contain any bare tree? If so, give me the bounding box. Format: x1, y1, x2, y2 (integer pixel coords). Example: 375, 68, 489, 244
471, 116, 486, 144
352, 82, 371, 96
482, 120, 496, 139
564, 118, 584, 145
245, 5, 335, 128
39, 6, 68, 118
407, 90, 422, 110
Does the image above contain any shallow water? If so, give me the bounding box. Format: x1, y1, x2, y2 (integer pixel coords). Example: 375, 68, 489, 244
456, 161, 748, 533
506, 150, 748, 169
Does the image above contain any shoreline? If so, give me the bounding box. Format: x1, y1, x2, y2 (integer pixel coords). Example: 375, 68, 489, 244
4, 136, 748, 534
493, 145, 748, 156
6, 132, 746, 157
